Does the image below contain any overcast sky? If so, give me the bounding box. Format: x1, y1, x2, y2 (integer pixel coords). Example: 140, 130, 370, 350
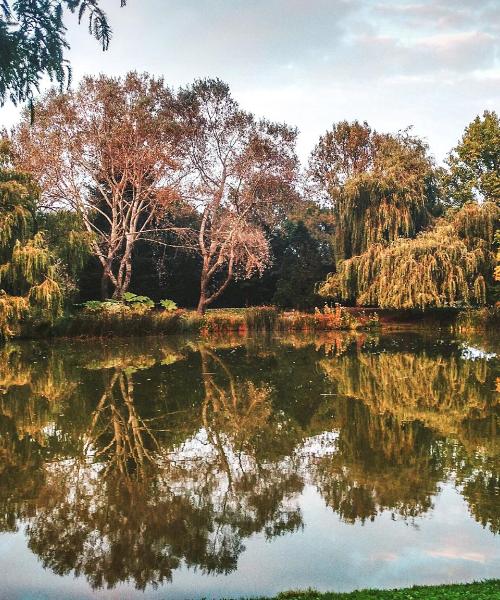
1, 0, 498, 163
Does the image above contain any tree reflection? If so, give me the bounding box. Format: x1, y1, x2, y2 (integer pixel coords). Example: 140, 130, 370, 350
0, 333, 497, 590
309, 398, 445, 523
319, 341, 499, 530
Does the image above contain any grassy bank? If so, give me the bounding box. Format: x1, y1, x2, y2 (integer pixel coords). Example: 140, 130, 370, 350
42, 305, 380, 338
264, 580, 500, 600
17, 303, 499, 339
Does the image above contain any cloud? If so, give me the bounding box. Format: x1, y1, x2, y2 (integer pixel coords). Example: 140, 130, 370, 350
0, 0, 498, 166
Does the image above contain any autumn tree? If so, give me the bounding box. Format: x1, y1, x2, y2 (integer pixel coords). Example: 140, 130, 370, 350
0, 0, 127, 106
174, 79, 298, 314
446, 110, 500, 206
15, 73, 181, 299
310, 121, 440, 260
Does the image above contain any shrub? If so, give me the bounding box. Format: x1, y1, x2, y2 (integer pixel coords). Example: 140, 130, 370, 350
122, 292, 154, 311
160, 299, 178, 311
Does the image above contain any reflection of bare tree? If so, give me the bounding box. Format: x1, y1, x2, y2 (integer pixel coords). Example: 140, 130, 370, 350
0, 334, 498, 591
15, 344, 306, 590
86, 369, 160, 478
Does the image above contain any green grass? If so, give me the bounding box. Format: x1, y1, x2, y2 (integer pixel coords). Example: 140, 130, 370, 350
261, 580, 500, 600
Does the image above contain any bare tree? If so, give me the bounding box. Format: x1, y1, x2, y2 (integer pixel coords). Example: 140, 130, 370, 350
174, 79, 298, 314
14, 72, 180, 298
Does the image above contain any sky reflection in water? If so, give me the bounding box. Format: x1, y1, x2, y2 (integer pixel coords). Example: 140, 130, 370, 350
0, 331, 498, 599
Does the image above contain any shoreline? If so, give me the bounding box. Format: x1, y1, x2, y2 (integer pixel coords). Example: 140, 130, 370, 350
255, 580, 500, 599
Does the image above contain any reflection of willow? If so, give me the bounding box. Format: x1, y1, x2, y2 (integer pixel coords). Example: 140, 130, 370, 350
310, 397, 445, 523
319, 348, 499, 531
0, 345, 78, 532
0, 345, 77, 441
320, 351, 498, 439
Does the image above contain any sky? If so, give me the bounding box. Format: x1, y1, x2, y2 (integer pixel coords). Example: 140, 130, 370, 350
1, 0, 499, 164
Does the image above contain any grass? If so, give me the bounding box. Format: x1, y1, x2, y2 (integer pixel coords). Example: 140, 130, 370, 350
260, 580, 500, 600
35, 305, 379, 338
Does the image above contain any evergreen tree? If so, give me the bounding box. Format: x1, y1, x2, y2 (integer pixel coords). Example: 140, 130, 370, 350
0, 0, 127, 106
273, 221, 330, 309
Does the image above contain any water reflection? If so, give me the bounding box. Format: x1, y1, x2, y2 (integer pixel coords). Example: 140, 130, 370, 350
0, 332, 498, 594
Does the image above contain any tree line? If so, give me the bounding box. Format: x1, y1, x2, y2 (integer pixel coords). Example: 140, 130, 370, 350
0, 72, 499, 336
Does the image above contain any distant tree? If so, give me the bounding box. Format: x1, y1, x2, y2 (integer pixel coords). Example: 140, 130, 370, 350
273, 220, 331, 310
0, 0, 127, 106
15, 73, 180, 299
310, 121, 441, 260
174, 79, 298, 314
446, 111, 500, 206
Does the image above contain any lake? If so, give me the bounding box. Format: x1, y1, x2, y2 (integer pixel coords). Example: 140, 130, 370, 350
0, 330, 498, 599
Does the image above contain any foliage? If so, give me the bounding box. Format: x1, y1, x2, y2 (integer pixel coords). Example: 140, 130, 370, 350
446, 110, 500, 206
272, 220, 330, 309
122, 292, 154, 309
0, 0, 127, 106
14, 72, 180, 299
0, 140, 65, 339
271, 580, 500, 599
310, 121, 440, 260
159, 298, 178, 311
173, 78, 299, 313
320, 202, 499, 309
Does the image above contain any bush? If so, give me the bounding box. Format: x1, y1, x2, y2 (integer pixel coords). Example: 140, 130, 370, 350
122, 292, 154, 311
160, 299, 178, 311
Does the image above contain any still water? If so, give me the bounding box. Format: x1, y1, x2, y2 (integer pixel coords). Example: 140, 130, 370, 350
0, 330, 498, 599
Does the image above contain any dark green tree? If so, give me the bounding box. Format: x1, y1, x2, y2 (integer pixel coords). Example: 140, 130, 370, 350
0, 0, 127, 106
273, 220, 330, 309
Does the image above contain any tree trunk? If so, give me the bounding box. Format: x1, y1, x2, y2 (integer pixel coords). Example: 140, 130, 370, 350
197, 292, 206, 315
197, 273, 207, 315
101, 271, 110, 300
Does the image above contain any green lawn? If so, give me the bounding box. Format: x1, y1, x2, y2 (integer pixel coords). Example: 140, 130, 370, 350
255, 580, 500, 600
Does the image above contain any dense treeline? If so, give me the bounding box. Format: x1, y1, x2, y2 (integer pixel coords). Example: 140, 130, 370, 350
1, 72, 499, 337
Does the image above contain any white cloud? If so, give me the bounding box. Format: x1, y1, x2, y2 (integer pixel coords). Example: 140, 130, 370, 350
0, 0, 497, 165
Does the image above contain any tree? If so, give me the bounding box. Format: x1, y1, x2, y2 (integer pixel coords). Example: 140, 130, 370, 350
446, 110, 500, 206
310, 121, 440, 260
0, 0, 127, 106
15, 73, 181, 299
0, 140, 64, 338
174, 79, 298, 314
319, 201, 499, 308
272, 220, 330, 309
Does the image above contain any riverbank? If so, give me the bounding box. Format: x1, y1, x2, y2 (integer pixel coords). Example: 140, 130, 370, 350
12, 304, 500, 339
265, 580, 500, 599
33, 305, 381, 338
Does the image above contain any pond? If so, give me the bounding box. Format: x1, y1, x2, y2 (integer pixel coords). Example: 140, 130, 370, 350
0, 330, 498, 599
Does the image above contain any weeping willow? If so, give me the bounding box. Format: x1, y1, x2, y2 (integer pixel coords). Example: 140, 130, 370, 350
312, 126, 438, 260
320, 201, 500, 308
0, 141, 64, 339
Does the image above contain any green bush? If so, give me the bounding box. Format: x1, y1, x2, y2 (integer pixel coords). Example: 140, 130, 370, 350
122, 292, 154, 310
160, 299, 178, 311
